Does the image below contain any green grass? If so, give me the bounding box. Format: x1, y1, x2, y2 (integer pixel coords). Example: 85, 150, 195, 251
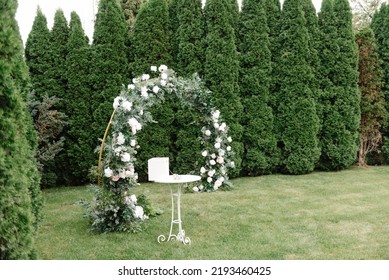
36, 166, 389, 260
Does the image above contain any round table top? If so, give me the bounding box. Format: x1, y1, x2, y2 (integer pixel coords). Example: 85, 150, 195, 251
153, 174, 201, 184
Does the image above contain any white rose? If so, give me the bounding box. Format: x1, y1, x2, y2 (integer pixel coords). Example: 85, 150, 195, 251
125, 170, 134, 177
200, 167, 206, 174
121, 152, 131, 162
199, 185, 204, 190
208, 170, 215, 177
122, 100, 132, 112
130, 139, 136, 147
216, 156, 224, 164
219, 149, 225, 156
158, 64, 168, 72
205, 130, 211, 136
153, 85, 160, 93
192, 186, 199, 192
227, 136, 232, 142
141, 86, 148, 98
161, 73, 168, 80
211, 153, 216, 159
104, 167, 113, 178
114, 147, 122, 156
214, 142, 221, 149
212, 110, 220, 120
202, 150, 208, 157
210, 160, 216, 165
226, 146, 232, 152
151, 66, 157, 72
127, 84, 135, 90
207, 177, 213, 183
214, 122, 220, 129
119, 170, 126, 179
113, 96, 121, 109
116, 132, 125, 145
134, 206, 144, 219
216, 137, 222, 143
142, 74, 150, 80
132, 78, 139, 84
160, 80, 167, 86
230, 161, 235, 168
214, 180, 222, 188
140, 110, 144, 116
218, 177, 225, 182
130, 194, 137, 204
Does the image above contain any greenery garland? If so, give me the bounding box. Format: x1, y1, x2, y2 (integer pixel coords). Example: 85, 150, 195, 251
83, 66, 235, 232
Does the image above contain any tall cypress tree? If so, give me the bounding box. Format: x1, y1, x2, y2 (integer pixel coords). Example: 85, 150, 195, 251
0, 0, 42, 259
130, 0, 174, 179
204, 0, 244, 176
371, 3, 389, 162
25, 7, 51, 100
91, 0, 129, 160
65, 12, 94, 184
237, 0, 279, 175
274, 0, 320, 174
318, 0, 360, 170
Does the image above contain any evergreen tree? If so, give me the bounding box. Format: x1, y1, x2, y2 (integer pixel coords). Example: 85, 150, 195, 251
24, 7, 51, 100
356, 27, 387, 166
120, 0, 145, 32
0, 0, 42, 259
371, 3, 389, 162
274, 0, 320, 174
65, 12, 95, 184
169, 0, 180, 70
318, 0, 360, 170
237, 0, 279, 175
130, 0, 174, 179
204, 0, 244, 176
91, 0, 129, 162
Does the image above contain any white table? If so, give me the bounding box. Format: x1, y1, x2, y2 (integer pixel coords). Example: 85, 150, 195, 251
154, 174, 201, 245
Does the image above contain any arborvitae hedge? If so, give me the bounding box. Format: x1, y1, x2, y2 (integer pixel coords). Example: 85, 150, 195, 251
371, 3, 389, 162
274, 0, 320, 174
64, 12, 95, 184
204, 0, 244, 177
25, 7, 51, 100
237, 0, 279, 175
130, 0, 175, 180
91, 0, 129, 163
0, 0, 42, 259
318, 0, 360, 170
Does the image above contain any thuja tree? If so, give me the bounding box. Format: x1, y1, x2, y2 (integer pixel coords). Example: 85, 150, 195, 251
91, 0, 129, 162
371, 3, 389, 162
130, 0, 174, 179
274, 0, 320, 174
356, 27, 387, 166
318, 0, 360, 170
172, 0, 206, 174
168, 0, 180, 70
25, 7, 51, 100
0, 0, 43, 259
65, 12, 95, 184
237, 0, 279, 175
204, 0, 244, 176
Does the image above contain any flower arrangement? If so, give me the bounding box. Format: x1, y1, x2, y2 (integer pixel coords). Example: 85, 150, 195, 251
84, 65, 235, 232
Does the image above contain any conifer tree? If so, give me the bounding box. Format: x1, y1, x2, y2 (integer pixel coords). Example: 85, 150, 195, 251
120, 0, 145, 32
356, 27, 387, 166
274, 0, 320, 174
318, 0, 360, 170
371, 3, 389, 162
130, 0, 174, 179
25, 7, 51, 100
0, 0, 42, 259
237, 0, 279, 175
65, 12, 95, 184
169, 0, 180, 70
204, 0, 244, 176
90, 0, 129, 159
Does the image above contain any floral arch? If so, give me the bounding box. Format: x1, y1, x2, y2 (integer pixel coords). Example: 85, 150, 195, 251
84, 65, 235, 232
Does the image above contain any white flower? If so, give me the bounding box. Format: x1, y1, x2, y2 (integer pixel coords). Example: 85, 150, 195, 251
211, 153, 216, 159
226, 146, 232, 152
104, 167, 113, 178
199, 185, 204, 191
216, 137, 222, 143
200, 167, 206, 174
227, 136, 232, 142
218, 149, 225, 156
119, 170, 126, 179
141, 86, 148, 98
208, 170, 215, 177
142, 74, 150, 80
114, 147, 122, 156
121, 152, 131, 162
128, 84, 135, 90
112, 175, 120, 182
132, 78, 140, 84
128, 118, 142, 134
134, 206, 144, 219
202, 150, 208, 157
212, 110, 220, 120
160, 80, 167, 86
210, 160, 216, 165
214, 180, 222, 188
151, 66, 157, 72
205, 130, 211, 136
116, 132, 125, 145
130, 139, 136, 147
214, 122, 220, 129
130, 194, 137, 204
113, 96, 122, 109
122, 100, 132, 112
214, 142, 221, 149
192, 186, 199, 192
140, 110, 144, 116
213, 185, 219, 190
216, 156, 224, 164
230, 161, 235, 168
219, 123, 226, 131
161, 73, 168, 80
158, 64, 168, 72
125, 169, 134, 177
218, 177, 225, 183
153, 85, 160, 93
207, 177, 213, 183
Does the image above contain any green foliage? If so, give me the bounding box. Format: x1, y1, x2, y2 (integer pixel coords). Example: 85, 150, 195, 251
90, 0, 129, 162
356, 27, 387, 166
274, 0, 320, 174
237, 0, 279, 175
0, 0, 42, 259
24, 7, 51, 100
318, 0, 361, 170
119, 0, 145, 32
204, 0, 243, 177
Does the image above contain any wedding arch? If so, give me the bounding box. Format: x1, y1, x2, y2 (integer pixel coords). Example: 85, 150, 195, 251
84, 65, 235, 232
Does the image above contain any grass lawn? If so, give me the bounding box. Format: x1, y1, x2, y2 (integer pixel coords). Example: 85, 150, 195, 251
36, 166, 389, 260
